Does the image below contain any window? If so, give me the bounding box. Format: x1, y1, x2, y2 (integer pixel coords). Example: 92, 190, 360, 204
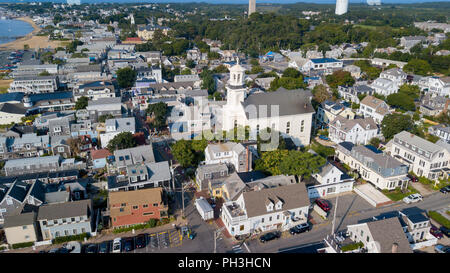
22, 225, 28, 230
121, 203, 126, 207
261, 218, 265, 223
71, 218, 75, 222
73, 229, 77, 235
133, 205, 138, 210
366, 236, 369, 242
153, 203, 158, 207
240, 225, 244, 231
269, 216, 272, 222
143, 204, 148, 208
58, 147, 65, 153
119, 208, 124, 212
65, 230, 69, 236
143, 212, 154, 216
81, 228, 86, 233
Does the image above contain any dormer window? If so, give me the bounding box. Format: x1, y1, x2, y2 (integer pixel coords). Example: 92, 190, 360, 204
265, 200, 274, 212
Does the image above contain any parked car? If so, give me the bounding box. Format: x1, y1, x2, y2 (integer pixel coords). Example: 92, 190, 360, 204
135, 234, 147, 249
85, 244, 97, 254
407, 174, 418, 182
434, 244, 450, 253
315, 199, 331, 212
112, 238, 121, 253
259, 231, 281, 243
430, 225, 444, 239
439, 186, 450, 194
98, 241, 109, 253
122, 237, 134, 252
319, 135, 330, 141
289, 223, 311, 235
440, 226, 450, 238
402, 193, 422, 204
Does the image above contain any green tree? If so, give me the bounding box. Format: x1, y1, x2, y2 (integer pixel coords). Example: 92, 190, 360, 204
369, 137, 381, 148
403, 59, 432, 76
311, 84, 331, 103
98, 114, 114, 123
255, 149, 289, 175
38, 70, 51, 76
381, 113, 414, 140
207, 51, 220, 60
325, 70, 355, 88
186, 59, 196, 69
171, 139, 195, 168
107, 132, 137, 152
278, 151, 326, 179
116, 67, 137, 89
146, 102, 168, 129
282, 68, 301, 78
269, 76, 306, 91
212, 65, 229, 74
75, 96, 89, 110
181, 68, 191, 75
386, 93, 416, 111
200, 69, 216, 94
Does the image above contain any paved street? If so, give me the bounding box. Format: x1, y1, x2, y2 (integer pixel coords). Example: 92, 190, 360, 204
245, 191, 450, 253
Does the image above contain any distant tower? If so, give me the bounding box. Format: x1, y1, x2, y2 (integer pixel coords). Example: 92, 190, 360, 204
249, 0, 256, 16
130, 14, 135, 25
335, 0, 348, 15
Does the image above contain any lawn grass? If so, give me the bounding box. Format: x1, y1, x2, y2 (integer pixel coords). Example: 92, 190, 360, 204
382, 186, 418, 202
428, 211, 450, 229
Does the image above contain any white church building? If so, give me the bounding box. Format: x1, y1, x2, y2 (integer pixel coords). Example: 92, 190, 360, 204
220, 61, 315, 147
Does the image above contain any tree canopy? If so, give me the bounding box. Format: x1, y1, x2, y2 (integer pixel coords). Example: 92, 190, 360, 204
75, 96, 89, 110
381, 113, 414, 140
311, 84, 331, 103
146, 102, 168, 129
255, 149, 326, 179
107, 132, 137, 152
116, 67, 137, 89
325, 70, 355, 88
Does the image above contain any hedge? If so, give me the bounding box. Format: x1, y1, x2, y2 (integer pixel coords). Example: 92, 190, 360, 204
341, 242, 364, 252
52, 233, 90, 244
11, 241, 34, 249
113, 216, 176, 234
428, 211, 450, 229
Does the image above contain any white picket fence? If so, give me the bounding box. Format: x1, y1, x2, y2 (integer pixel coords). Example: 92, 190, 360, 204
410, 237, 438, 250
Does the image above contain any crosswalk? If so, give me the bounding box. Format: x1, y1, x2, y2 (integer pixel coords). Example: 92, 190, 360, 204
232, 244, 244, 253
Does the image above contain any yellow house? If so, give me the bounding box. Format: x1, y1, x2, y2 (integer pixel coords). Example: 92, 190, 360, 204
137, 25, 170, 41
3, 212, 38, 246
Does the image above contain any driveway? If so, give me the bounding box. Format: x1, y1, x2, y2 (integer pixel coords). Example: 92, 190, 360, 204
411, 182, 434, 196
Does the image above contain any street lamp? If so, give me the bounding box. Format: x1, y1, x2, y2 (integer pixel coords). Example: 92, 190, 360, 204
214, 227, 225, 254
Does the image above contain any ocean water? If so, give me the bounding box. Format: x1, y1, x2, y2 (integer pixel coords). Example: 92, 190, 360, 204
0, 19, 34, 45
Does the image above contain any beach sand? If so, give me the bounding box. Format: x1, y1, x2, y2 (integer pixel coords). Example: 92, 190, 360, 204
0, 17, 65, 50
0, 79, 12, 93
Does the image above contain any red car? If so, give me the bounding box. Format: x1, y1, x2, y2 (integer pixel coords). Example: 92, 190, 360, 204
315, 199, 331, 212
431, 225, 444, 239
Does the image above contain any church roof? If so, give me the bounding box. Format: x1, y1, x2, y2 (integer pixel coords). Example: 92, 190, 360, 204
242, 88, 314, 119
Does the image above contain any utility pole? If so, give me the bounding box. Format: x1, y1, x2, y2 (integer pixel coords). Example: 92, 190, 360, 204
182, 178, 185, 218
214, 227, 225, 253
331, 192, 339, 236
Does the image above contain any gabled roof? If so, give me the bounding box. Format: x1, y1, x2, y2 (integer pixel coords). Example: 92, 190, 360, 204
3, 212, 36, 228
37, 199, 91, 221
0, 103, 27, 115
366, 217, 413, 253
243, 88, 315, 118
242, 183, 309, 218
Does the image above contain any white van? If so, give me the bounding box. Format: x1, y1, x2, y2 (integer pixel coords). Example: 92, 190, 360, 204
112, 238, 122, 253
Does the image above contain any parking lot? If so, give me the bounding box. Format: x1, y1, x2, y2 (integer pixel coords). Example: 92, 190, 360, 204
79, 229, 183, 253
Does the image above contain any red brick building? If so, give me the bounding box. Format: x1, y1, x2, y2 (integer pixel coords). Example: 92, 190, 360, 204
108, 187, 168, 228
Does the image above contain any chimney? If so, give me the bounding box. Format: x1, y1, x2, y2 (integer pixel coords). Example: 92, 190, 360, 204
391, 243, 398, 253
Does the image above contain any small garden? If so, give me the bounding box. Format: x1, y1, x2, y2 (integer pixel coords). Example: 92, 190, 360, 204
341, 241, 364, 252
417, 175, 450, 191
11, 241, 34, 249
428, 211, 450, 229
112, 216, 177, 234
382, 186, 418, 201
52, 233, 90, 244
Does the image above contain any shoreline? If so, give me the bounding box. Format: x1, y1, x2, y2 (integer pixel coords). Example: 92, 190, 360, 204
0, 17, 40, 49
0, 16, 63, 50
